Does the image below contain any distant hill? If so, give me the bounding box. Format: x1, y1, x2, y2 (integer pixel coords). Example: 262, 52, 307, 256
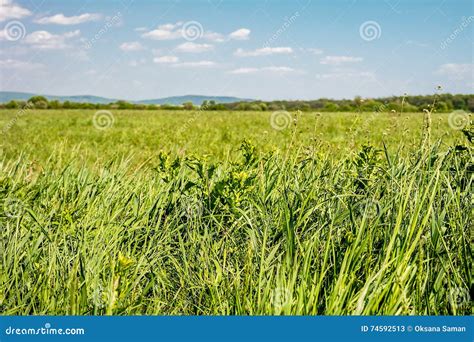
0, 92, 253, 105
0, 92, 117, 104
137, 95, 253, 105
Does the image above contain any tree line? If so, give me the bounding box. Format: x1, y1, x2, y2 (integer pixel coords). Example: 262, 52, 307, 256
2, 94, 473, 113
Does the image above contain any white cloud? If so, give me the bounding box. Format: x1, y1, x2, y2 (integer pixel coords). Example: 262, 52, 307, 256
134, 27, 147, 32
206, 27, 250, 42
24, 30, 80, 49
234, 47, 293, 57
153, 55, 179, 64
436, 63, 473, 80
315, 70, 375, 81
305, 48, 324, 55
229, 28, 250, 40
263, 66, 296, 73
35, 13, 101, 25
230, 66, 296, 74
320, 56, 363, 65
203, 31, 224, 42
120, 41, 143, 51
159, 23, 181, 31
175, 42, 213, 53
0, 0, 31, 22
142, 22, 250, 43
0, 58, 43, 70
172, 60, 216, 68
142, 23, 182, 40
230, 67, 259, 74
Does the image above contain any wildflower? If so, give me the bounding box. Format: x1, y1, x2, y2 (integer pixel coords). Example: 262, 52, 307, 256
118, 252, 134, 270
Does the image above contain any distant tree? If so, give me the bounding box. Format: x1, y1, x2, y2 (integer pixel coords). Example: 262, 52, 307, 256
354, 96, 363, 106
83, 103, 96, 109
34, 100, 48, 109
236, 103, 250, 111
404, 103, 419, 112
5, 100, 18, 109
386, 102, 402, 112
296, 103, 310, 111
183, 102, 195, 110
323, 103, 339, 111
48, 100, 62, 109
467, 98, 474, 112
452, 97, 466, 110
361, 100, 383, 112
2, 93, 471, 113
248, 103, 264, 111
134, 104, 147, 110
268, 103, 284, 111
115, 100, 134, 109
161, 104, 182, 110
339, 104, 353, 112
435, 101, 449, 112
28, 96, 48, 107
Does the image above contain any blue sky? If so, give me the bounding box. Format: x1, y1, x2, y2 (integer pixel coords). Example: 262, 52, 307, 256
0, 0, 472, 100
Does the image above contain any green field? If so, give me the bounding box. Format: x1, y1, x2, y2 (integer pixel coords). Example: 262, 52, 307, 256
0, 109, 467, 163
0, 109, 472, 315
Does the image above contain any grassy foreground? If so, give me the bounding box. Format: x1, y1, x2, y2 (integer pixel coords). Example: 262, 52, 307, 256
0, 110, 472, 315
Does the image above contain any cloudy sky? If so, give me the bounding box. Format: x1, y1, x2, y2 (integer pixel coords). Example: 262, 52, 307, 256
0, 0, 472, 101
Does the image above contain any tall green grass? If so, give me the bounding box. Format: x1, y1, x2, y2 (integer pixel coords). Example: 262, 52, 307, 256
0, 123, 471, 315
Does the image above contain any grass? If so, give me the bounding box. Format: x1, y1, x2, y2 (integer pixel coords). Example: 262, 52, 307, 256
0, 109, 464, 163
0, 109, 472, 315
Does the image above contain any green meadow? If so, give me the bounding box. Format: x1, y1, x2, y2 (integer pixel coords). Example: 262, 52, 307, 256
0, 109, 472, 315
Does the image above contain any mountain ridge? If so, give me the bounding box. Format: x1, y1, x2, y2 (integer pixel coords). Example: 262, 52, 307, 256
0, 91, 254, 105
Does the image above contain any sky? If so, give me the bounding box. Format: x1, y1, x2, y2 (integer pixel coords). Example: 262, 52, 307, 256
0, 0, 472, 101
